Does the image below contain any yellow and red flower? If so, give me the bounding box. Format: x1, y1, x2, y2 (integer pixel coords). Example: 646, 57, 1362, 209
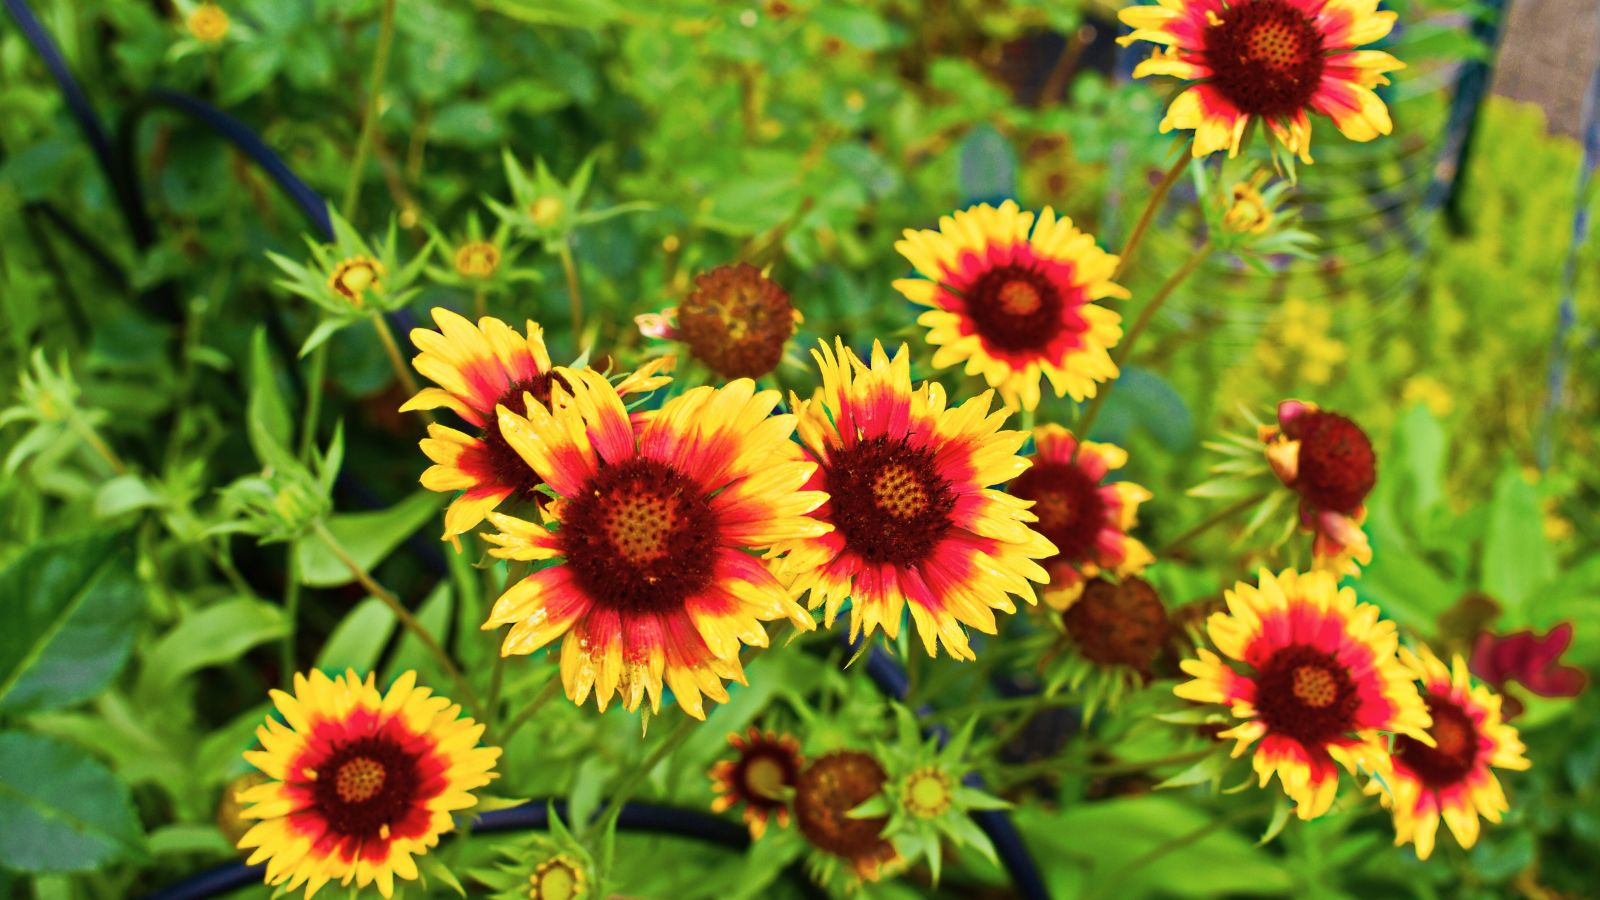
893, 201, 1127, 411
1118, 0, 1406, 163
1260, 399, 1375, 575
235, 670, 500, 898
771, 339, 1056, 660
401, 307, 672, 544
710, 727, 804, 838
1373, 645, 1530, 859
480, 368, 826, 718
1008, 425, 1153, 609
1175, 568, 1431, 818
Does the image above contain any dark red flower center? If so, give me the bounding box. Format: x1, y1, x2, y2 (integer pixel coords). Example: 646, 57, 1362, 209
312, 736, 421, 839
963, 264, 1066, 353
1202, 0, 1327, 120
1394, 694, 1479, 788
1063, 577, 1169, 673
1283, 409, 1376, 514
733, 743, 802, 810
479, 372, 571, 502
1254, 644, 1361, 744
794, 751, 892, 859
560, 458, 718, 613
1008, 458, 1108, 565
824, 435, 956, 567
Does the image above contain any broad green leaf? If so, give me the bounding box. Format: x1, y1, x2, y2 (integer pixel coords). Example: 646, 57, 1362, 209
0, 732, 145, 872
147, 824, 232, 857
315, 597, 399, 674
1482, 465, 1553, 614
0, 534, 145, 715
93, 474, 163, 518
139, 598, 288, 697
293, 491, 444, 587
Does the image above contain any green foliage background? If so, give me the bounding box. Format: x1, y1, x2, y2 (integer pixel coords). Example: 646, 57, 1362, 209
0, 0, 1596, 897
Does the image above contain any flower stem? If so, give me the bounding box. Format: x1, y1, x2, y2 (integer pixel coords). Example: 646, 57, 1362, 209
996, 748, 1215, 788
68, 415, 126, 475
1075, 240, 1213, 444
370, 312, 422, 401
341, 0, 398, 215
1161, 491, 1269, 556
499, 676, 563, 744
588, 714, 698, 841
282, 341, 331, 685
312, 520, 481, 714
1114, 147, 1191, 280
557, 241, 584, 336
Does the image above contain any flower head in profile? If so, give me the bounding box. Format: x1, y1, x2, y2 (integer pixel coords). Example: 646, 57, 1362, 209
640, 263, 801, 380
1470, 622, 1587, 718
1371, 645, 1529, 859
1175, 568, 1431, 818
771, 340, 1055, 660
793, 750, 900, 883
1118, 0, 1406, 163
710, 727, 804, 838
235, 670, 500, 898
1008, 426, 1153, 609
894, 201, 1127, 411
481, 369, 826, 718
1261, 400, 1376, 575
401, 308, 672, 543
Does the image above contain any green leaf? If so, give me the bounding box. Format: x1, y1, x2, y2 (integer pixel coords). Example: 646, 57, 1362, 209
0, 534, 145, 715
0, 732, 145, 872
316, 597, 399, 674
1482, 465, 1553, 613
147, 824, 232, 857
248, 328, 293, 458
139, 598, 288, 697
94, 474, 164, 518
293, 491, 444, 587
384, 582, 453, 684
218, 42, 284, 106
1154, 751, 1231, 789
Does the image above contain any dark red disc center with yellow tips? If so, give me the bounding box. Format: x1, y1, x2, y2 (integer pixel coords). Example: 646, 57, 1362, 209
963, 264, 1065, 352
311, 735, 421, 839
732, 741, 801, 809
1395, 693, 1480, 788
824, 435, 956, 566
1254, 644, 1361, 744
1008, 459, 1107, 564
1064, 577, 1169, 673
794, 751, 891, 858
561, 458, 718, 613
1202, 0, 1327, 119
480, 371, 571, 502
1283, 409, 1376, 514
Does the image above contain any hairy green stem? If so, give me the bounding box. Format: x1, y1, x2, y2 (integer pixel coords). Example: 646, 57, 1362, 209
341, 0, 398, 214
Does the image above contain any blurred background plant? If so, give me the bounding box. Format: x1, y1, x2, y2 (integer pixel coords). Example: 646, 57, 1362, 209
0, 0, 1596, 897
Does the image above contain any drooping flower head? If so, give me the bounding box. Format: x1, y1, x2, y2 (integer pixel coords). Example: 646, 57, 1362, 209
668, 263, 800, 380
793, 750, 899, 882
1008, 426, 1153, 609
710, 727, 804, 838
1118, 0, 1406, 163
235, 670, 500, 899
1261, 399, 1375, 575
402, 308, 672, 543
894, 201, 1127, 411
481, 369, 826, 718
1470, 622, 1588, 717
1372, 645, 1530, 859
771, 339, 1055, 660
1175, 568, 1431, 818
